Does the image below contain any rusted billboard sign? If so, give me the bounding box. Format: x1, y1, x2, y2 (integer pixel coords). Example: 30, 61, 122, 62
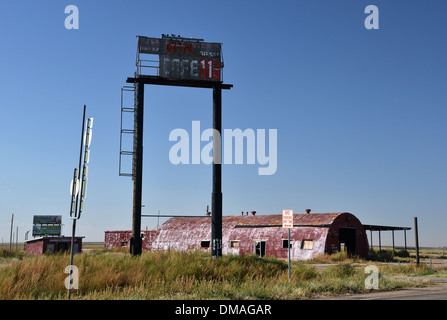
138, 36, 222, 81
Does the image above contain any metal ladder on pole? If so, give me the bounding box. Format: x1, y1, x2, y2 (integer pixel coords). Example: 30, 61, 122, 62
119, 85, 136, 177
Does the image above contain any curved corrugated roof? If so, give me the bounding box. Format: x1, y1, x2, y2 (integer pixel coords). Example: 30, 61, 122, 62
163, 212, 348, 228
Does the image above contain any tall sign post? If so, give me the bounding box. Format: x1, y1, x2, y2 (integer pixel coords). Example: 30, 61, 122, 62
68, 105, 93, 299
212, 86, 222, 258
282, 210, 293, 282
123, 35, 232, 257
130, 82, 144, 256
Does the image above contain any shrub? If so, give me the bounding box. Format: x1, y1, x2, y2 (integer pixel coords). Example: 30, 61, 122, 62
293, 264, 319, 281
329, 251, 348, 262
394, 250, 410, 258
326, 263, 356, 278
368, 249, 394, 262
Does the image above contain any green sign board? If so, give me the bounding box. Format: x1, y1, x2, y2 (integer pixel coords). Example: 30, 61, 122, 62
32, 225, 61, 237
33, 215, 62, 225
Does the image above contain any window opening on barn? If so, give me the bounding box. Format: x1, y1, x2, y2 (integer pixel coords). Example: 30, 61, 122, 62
301, 240, 313, 250
121, 241, 128, 247
230, 240, 240, 248
282, 239, 293, 249
201, 240, 210, 248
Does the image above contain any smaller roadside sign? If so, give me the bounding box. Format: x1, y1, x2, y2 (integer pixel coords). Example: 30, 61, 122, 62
32, 225, 61, 237
33, 215, 62, 225
282, 210, 293, 228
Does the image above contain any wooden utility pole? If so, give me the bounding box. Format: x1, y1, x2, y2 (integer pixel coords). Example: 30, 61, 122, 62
9, 214, 14, 251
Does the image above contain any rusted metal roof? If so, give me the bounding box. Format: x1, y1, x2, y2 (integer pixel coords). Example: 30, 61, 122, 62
166, 212, 346, 229
363, 224, 411, 231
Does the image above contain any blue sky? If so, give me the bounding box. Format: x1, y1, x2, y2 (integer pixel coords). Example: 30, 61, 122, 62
0, 1, 446, 247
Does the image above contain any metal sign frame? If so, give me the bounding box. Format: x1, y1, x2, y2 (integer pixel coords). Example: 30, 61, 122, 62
123, 35, 233, 258
136, 35, 224, 82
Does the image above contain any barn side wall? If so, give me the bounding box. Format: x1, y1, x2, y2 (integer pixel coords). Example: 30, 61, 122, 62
105, 231, 132, 249
224, 226, 328, 260
151, 221, 329, 260
152, 224, 210, 252
105, 230, 158, 250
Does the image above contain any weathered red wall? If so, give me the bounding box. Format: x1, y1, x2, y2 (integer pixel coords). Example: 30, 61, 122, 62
105, 230, 157, 250
26, 239, 45, 255
105, 230, 132, 249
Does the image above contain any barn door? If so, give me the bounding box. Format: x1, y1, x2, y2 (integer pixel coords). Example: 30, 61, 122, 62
46, 244, 55, 254
339, 228, 357, 256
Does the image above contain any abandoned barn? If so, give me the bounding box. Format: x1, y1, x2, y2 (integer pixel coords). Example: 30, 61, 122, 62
105, 211, 370, 259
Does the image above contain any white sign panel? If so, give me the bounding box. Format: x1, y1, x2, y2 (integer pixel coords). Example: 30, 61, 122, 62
282, 210, 293, 228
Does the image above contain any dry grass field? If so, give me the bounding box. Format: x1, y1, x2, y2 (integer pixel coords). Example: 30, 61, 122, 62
1, 246, 446, 300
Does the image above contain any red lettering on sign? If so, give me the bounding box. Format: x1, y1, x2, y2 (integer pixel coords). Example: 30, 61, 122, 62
166, 43, 195, 55
200, 59, 221, 80
184, 45, 195, 55
200, 59, 207, 79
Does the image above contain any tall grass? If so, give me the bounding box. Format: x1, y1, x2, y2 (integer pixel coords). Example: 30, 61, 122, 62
0, 249, 25, 260
0, 250, 432, 300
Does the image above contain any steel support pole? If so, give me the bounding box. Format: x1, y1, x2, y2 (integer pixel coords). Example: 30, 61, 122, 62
404, 230, 407, 251
130, 82, 144, 256
211, 86, 222, 258
414, 217, 420, 265
392, 230, 395, 252
378, 230, 381, 251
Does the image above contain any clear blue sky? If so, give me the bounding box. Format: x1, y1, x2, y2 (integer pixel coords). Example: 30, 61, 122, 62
0, 1, 446, 247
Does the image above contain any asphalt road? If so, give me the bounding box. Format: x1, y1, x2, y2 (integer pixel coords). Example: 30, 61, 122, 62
317, 277, 447, 300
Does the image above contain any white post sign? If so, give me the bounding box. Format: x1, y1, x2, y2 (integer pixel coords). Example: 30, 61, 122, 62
282, 209, 293, 228
283, 209, 293, 282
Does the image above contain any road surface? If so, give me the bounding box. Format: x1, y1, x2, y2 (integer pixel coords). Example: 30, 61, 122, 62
317, 276, 447, 300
